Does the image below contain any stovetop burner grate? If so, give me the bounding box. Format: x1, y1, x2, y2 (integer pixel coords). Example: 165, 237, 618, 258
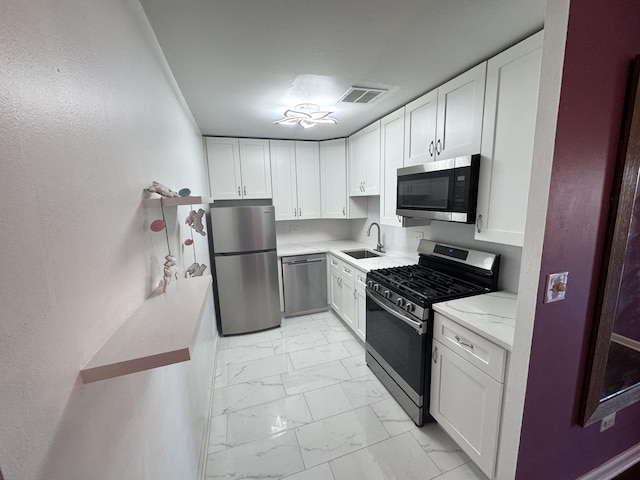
368, 264, 487, 305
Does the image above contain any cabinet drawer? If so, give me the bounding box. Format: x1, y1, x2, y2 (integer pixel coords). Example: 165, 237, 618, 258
329, 255, 340, 272
341, 262, 354, 280
433, 313, 506, 382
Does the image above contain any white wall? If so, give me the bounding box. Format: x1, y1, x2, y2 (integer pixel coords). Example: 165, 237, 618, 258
0, 1, 214, 479
350, 198, 523, 292
276, 219, 351, 245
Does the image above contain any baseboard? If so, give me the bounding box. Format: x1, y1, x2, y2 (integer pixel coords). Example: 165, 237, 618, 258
577, 442, 640, 480
198, 331, 220, 480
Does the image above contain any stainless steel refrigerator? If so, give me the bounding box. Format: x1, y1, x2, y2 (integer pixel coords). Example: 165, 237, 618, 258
206, 204, 281, 335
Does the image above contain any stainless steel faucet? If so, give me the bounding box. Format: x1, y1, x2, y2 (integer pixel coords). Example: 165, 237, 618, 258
367, 222, 384, 253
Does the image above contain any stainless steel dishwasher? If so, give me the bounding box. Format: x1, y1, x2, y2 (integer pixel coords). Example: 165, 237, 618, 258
282, 254, 328, 317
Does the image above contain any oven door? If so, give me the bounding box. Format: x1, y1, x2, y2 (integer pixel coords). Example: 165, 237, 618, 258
365, 290, 428, 406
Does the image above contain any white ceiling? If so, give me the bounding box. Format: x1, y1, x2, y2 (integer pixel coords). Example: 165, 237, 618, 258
140, 0, 546, 141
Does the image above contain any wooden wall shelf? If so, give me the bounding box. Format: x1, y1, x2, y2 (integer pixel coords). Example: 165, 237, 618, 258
80, 276, 212, 383
142, 196, 213, 208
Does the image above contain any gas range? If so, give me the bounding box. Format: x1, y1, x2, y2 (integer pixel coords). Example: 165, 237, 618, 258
364, 239, 500, 426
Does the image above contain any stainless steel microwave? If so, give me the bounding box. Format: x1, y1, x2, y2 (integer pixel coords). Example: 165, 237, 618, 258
396, 154, 480, 224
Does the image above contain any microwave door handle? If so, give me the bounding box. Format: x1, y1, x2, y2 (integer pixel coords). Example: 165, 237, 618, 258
366, 290, 426, 334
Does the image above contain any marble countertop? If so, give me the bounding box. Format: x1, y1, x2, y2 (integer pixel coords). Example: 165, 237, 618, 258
277, 240, 417, 272
433, 291, 517, 351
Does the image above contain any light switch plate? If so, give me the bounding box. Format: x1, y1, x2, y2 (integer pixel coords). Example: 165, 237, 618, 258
414, 231, 424, 242
545, 272, 569, 303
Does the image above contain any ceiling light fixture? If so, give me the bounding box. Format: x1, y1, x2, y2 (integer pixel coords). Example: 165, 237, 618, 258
273, 103, 337, 129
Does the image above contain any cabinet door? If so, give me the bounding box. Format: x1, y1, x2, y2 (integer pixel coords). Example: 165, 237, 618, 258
431, 339, 503, 479
329, 269, 342, 315
435, 62, 486, 160
270, 140, 298, 221
475, 32, 543, 246
355, 286, 366, 341
340, 276, 356, 330
348, 131, 366, 196
295, 141, 322, 219
362, 121, 381, 195
404, 89, 438, 166
239, 138, 272, 199
320, 139, 347, 218
206, 137, 242, 200
380, 108, 405, 227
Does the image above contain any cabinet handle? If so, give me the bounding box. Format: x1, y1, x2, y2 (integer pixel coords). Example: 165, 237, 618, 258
298, 208, 302, 217
354, 289, 357, 299
436, 139, 442, 155
343, 207, 346, 216
338, 278, 342, 286
455, 335, 474, 349
397, 215, 402, 223
429, 141, 434, 157
433, 346, 438, 364
237, 186, 241, 197
294, 208, 297, 217
476, 214, 483, 233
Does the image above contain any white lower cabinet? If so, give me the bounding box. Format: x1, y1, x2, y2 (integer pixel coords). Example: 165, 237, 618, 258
430, 313, 506, 479
354, 271, 367, 340
327, 255, 367, 341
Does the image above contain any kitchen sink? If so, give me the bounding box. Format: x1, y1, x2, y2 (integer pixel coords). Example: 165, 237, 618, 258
342, 249, 383, 259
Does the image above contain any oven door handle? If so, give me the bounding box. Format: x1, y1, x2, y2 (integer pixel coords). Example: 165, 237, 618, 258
366, 290, 427, 335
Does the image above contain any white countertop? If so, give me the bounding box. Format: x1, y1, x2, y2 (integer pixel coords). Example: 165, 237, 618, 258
277, 240, 417, 272
433, 291, 517, 351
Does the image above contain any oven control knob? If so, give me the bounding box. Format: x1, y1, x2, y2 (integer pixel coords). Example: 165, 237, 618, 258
405, 303, 416, 313
383, 290, 392, 299
396, 298, 406, 308
373, 284, 380, 292
366, 280, 373, 289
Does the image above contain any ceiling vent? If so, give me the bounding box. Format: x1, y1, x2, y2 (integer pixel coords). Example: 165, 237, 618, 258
339, 87, 387, 104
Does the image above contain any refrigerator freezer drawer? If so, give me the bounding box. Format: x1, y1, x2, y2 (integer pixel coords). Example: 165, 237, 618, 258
210, 205, 276, 253
214, 250, 281, 335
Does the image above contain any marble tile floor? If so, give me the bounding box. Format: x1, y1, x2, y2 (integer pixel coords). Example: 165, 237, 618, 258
205, 310, 489, 480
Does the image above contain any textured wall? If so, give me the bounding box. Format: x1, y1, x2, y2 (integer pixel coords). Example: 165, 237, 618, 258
0, 1, 213, 479
516, 0, 640, 478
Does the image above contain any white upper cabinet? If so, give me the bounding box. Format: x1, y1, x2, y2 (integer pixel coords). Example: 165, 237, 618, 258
270, 140, 321, 221
270, 140, 298, 221
475, 31, 543, 246
404, 90, 438, 166
294, 141, 321, 219
206, 137, 272, 200
320, 139, 347, 218
404, 63, 486, 166
320, 139, 368, 219
206, 137, 242, 200
349, 120, 381, 196
380, 108, 405, 227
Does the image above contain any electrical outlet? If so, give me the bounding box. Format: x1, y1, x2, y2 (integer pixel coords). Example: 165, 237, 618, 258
544, 271, 569, 303
600, 413, 616, 432
414, 231, 424, 242
289, 224, 299, 233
